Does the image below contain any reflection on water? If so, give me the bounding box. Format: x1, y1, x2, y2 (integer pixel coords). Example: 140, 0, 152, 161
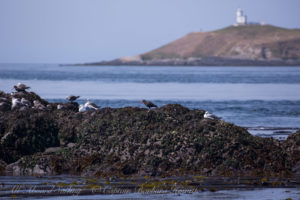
25, 189, 300, 200
0, 176, 299, 200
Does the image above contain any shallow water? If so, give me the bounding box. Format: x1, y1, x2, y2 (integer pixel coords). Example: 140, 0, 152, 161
23, 189, 300, 200
0, 176, 299, 200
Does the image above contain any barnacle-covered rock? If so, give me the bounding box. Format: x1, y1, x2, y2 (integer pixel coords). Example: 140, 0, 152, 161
0, 91, 299, 178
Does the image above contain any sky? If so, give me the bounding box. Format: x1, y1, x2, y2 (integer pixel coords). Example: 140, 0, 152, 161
0, 0, 299, 64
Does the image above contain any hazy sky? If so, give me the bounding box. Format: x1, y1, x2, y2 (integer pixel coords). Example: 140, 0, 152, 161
0, 0, 299, 64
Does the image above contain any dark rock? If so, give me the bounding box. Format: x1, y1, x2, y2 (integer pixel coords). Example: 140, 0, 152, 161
0, 102, 10, 111
0, 159, 6, 175
0, 90, 299, 177
0, 110, 60, 163
63, 102, 79, 112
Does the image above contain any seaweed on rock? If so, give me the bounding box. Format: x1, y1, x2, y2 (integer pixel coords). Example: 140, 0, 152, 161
0, 91, 299, 177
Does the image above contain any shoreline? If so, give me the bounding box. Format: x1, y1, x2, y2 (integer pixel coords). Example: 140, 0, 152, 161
69, 57, 300, 67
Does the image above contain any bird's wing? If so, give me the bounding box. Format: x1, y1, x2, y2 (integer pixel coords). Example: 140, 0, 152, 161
88, 102, 100, 109
148, 101, 157, 107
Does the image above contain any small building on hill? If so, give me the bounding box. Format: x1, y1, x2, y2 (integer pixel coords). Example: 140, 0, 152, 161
235, 8, 247, 26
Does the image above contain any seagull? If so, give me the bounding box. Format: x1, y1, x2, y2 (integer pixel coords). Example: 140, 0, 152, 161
84, 99, 100, 110
21, 98, 31, 107
204, 111, 221, 120
140, 99, 158, 110
78, 104, 87, 112
13, 83, 30, 92
66, 95, 80, 102
57, 104, 64, 110
11, 97, 22, 110
33, 100, 47, 111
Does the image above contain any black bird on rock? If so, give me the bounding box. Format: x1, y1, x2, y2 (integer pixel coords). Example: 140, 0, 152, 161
66, 95, 80, 102
141, 99, 158, 110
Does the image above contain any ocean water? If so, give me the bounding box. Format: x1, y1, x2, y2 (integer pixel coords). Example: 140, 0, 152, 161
0, 176, 299, 200
0, 64, 300, 139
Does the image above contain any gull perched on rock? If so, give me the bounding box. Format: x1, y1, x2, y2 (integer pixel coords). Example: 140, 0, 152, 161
66, 95, 80, 102
13, 83, 30, 92
21, 98, 31, 107
141, 99, 158, 110
204, 111, 221, 120
78, 104, 87, 112
33, 100, 47, 111
57, 104, 64, 110
84, 99, 100, 111
11, 97, 22, 110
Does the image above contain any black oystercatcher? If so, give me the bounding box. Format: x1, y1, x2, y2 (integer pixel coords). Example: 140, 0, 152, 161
141, 99, 158, 110
13, 83, 30, 92
66, 95, 80, 102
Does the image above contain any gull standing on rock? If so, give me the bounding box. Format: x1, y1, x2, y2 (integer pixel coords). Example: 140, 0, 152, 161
13, 83, 30, 92
204, 111, 221, 120
66, 95, 80, 102
141, 99, 158, 110
84, 99, 100, 111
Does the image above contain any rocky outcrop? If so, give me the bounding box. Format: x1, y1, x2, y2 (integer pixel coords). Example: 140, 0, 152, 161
283, 130, 300, 175
0, 91, 299, 177
83, 25, 300, 66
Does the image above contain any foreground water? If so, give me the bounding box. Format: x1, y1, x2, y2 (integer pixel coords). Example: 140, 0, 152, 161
0, 176, 299, 200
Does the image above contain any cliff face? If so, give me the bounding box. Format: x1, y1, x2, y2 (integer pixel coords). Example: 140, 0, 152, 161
0, 91, 299, 177
140, 25, 300, 61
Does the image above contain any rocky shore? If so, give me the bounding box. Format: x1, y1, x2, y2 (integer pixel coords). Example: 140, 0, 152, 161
82, 57, 300, 66
0, 90, 299, 178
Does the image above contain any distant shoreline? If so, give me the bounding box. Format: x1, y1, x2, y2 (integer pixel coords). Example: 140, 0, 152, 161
68, 57, 300, 67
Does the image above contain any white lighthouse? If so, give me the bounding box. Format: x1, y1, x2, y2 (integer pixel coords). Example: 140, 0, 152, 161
235, 8, 247, 26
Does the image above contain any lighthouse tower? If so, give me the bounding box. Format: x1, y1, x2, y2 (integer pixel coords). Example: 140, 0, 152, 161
235, 8, 247, 26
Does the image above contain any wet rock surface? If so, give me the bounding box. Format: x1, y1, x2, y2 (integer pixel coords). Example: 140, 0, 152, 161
0, 91, 299, 178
